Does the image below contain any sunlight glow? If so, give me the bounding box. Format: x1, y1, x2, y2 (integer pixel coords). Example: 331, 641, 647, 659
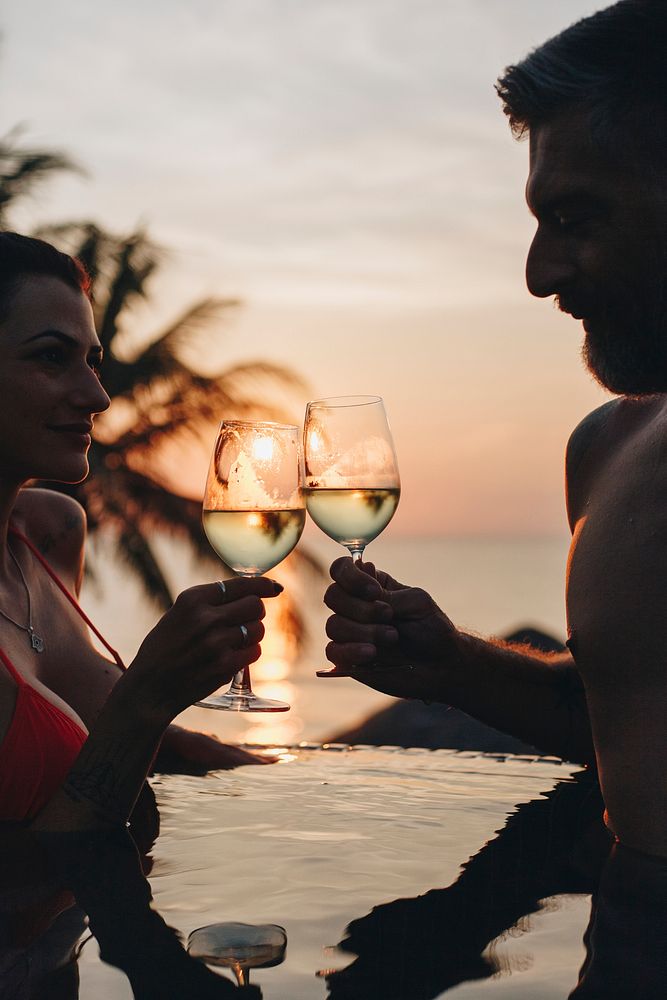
253, 680, 294, 704
245, 713, 303, 746
253, 657, 290, 682
307, 429, 322, 454
252, 435, 275, 463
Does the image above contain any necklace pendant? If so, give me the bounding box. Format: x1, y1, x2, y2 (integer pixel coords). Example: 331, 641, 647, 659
29, 630, 45, 653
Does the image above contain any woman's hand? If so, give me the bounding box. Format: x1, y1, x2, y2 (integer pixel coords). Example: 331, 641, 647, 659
154, 726, 278, 773
124, 578, 283, 726
322, 558, 464, 702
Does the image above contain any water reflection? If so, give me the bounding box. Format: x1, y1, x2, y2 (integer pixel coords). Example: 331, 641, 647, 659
571, 842, 667, 998
188, 922, 287, 987
0, 803, 261, 999
322, 771, 667, 999
244, 681, 302, 746
3, 768, 667, 998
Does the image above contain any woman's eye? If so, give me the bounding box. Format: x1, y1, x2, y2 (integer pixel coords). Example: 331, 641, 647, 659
38, 346, 66, 364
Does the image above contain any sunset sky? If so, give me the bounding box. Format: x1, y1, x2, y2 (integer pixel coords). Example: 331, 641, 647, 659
2, 0, 610, 537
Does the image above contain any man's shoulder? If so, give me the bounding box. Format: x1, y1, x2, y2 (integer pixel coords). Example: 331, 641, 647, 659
565, 396, 665, 529
13, 489, 87, 583
567, 396, 664, 470
566, 400, 618, 466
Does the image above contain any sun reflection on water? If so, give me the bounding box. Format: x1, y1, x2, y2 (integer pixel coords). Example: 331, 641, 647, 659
245, 677, 303, 746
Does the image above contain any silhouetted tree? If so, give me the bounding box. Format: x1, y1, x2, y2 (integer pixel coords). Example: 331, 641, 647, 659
0, 126, 80, 227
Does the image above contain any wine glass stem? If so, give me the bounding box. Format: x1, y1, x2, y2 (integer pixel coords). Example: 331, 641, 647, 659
228, 570, 258, 697
228, 665, 253, 696
232, 963, 248, 987
349, 547, 365, 563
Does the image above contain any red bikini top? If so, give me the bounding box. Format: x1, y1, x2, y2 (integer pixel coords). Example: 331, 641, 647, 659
0, 528, 125, 823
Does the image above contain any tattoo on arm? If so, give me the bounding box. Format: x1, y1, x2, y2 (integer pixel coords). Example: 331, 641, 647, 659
62, 736, 152, 826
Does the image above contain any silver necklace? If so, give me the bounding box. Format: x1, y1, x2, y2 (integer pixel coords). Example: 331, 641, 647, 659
0, 543, 45, 652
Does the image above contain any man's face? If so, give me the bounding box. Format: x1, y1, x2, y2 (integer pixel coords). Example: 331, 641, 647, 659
525, 111, 667, 394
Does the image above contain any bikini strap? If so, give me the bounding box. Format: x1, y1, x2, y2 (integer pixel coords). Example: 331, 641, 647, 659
8, 527, 126, 672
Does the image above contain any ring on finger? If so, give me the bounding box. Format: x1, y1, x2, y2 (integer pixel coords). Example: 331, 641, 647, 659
238, 624, 249, 648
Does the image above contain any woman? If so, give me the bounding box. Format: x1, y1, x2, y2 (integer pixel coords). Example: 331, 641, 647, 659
0, 232, 280, 831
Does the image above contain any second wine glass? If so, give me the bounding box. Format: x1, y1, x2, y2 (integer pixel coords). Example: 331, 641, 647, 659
303, 395, 400, 562
199, 420, 305, 712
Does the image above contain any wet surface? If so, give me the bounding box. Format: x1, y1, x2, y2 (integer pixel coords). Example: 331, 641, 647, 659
76, 747, 599, 998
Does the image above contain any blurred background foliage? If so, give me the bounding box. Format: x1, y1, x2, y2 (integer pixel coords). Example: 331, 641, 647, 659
1, 127, 315, 646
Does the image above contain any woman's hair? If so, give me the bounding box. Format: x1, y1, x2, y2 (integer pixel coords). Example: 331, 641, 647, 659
496, 0, 667, 165
0, 231, 91, 321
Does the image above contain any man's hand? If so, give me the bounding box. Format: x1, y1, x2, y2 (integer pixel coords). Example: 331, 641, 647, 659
322, 557, 463, 702
154, 726, 277, 774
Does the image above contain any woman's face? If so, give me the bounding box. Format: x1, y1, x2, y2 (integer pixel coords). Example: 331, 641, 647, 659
0, 274, 110, 485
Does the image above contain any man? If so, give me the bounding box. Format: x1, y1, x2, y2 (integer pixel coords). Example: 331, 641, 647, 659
323, 0, 667, 858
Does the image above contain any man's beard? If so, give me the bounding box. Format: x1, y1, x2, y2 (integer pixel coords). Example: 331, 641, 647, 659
577, 272, 667, 395
583, 320, 667, 394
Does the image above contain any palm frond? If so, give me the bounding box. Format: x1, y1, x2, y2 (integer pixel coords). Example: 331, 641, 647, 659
0, 128, 83, 226
97, 230, 161, 349
134, 297, 242, 365
97, 361, 306, 456
82, 467, 221, 600
100, 298, 240, 399
115, 525, 174, 611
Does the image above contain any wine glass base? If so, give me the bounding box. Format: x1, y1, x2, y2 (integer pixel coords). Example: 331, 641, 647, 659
195, 692, 290, 713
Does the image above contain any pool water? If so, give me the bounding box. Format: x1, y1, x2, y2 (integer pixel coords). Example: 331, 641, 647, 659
76, 748, 605, 999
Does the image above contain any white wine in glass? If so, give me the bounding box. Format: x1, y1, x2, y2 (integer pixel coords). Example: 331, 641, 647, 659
303, 395, 400, 562
199, 420, 305, 712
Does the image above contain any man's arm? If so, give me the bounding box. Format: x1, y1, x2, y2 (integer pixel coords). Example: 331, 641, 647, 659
323, 559, 594, 765
438, 634, 592, 763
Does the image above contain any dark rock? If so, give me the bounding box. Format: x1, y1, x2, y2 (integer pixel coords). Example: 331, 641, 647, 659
502, 626, 566, 654
327, 626, 566, 754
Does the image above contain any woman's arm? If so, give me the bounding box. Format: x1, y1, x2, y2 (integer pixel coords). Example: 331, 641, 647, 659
30, 577, 282, 832
154, 725, 276, 772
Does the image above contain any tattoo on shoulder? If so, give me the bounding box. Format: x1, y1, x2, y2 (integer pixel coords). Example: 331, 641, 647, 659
38, 512, 82, 556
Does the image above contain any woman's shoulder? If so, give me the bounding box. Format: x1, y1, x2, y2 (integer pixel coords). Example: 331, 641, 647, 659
12, 490, 87, 591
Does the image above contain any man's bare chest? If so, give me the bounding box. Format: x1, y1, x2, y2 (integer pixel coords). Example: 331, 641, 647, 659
567, 417, 667, 685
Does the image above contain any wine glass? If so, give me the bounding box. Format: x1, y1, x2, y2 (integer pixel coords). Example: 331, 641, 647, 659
303, 395, 400, 563
188, 922, 287, 987
198, 420, 305, 712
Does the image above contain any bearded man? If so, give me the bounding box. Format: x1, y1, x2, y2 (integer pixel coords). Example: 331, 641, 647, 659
323, 0, 667, 858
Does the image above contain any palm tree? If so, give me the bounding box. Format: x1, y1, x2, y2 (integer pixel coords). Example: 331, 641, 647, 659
0, 127, 81, 228
36, 221, 312, 612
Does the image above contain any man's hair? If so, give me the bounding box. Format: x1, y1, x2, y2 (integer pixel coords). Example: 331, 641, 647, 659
496, 0, 667, 163
0, 231, 91, 321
